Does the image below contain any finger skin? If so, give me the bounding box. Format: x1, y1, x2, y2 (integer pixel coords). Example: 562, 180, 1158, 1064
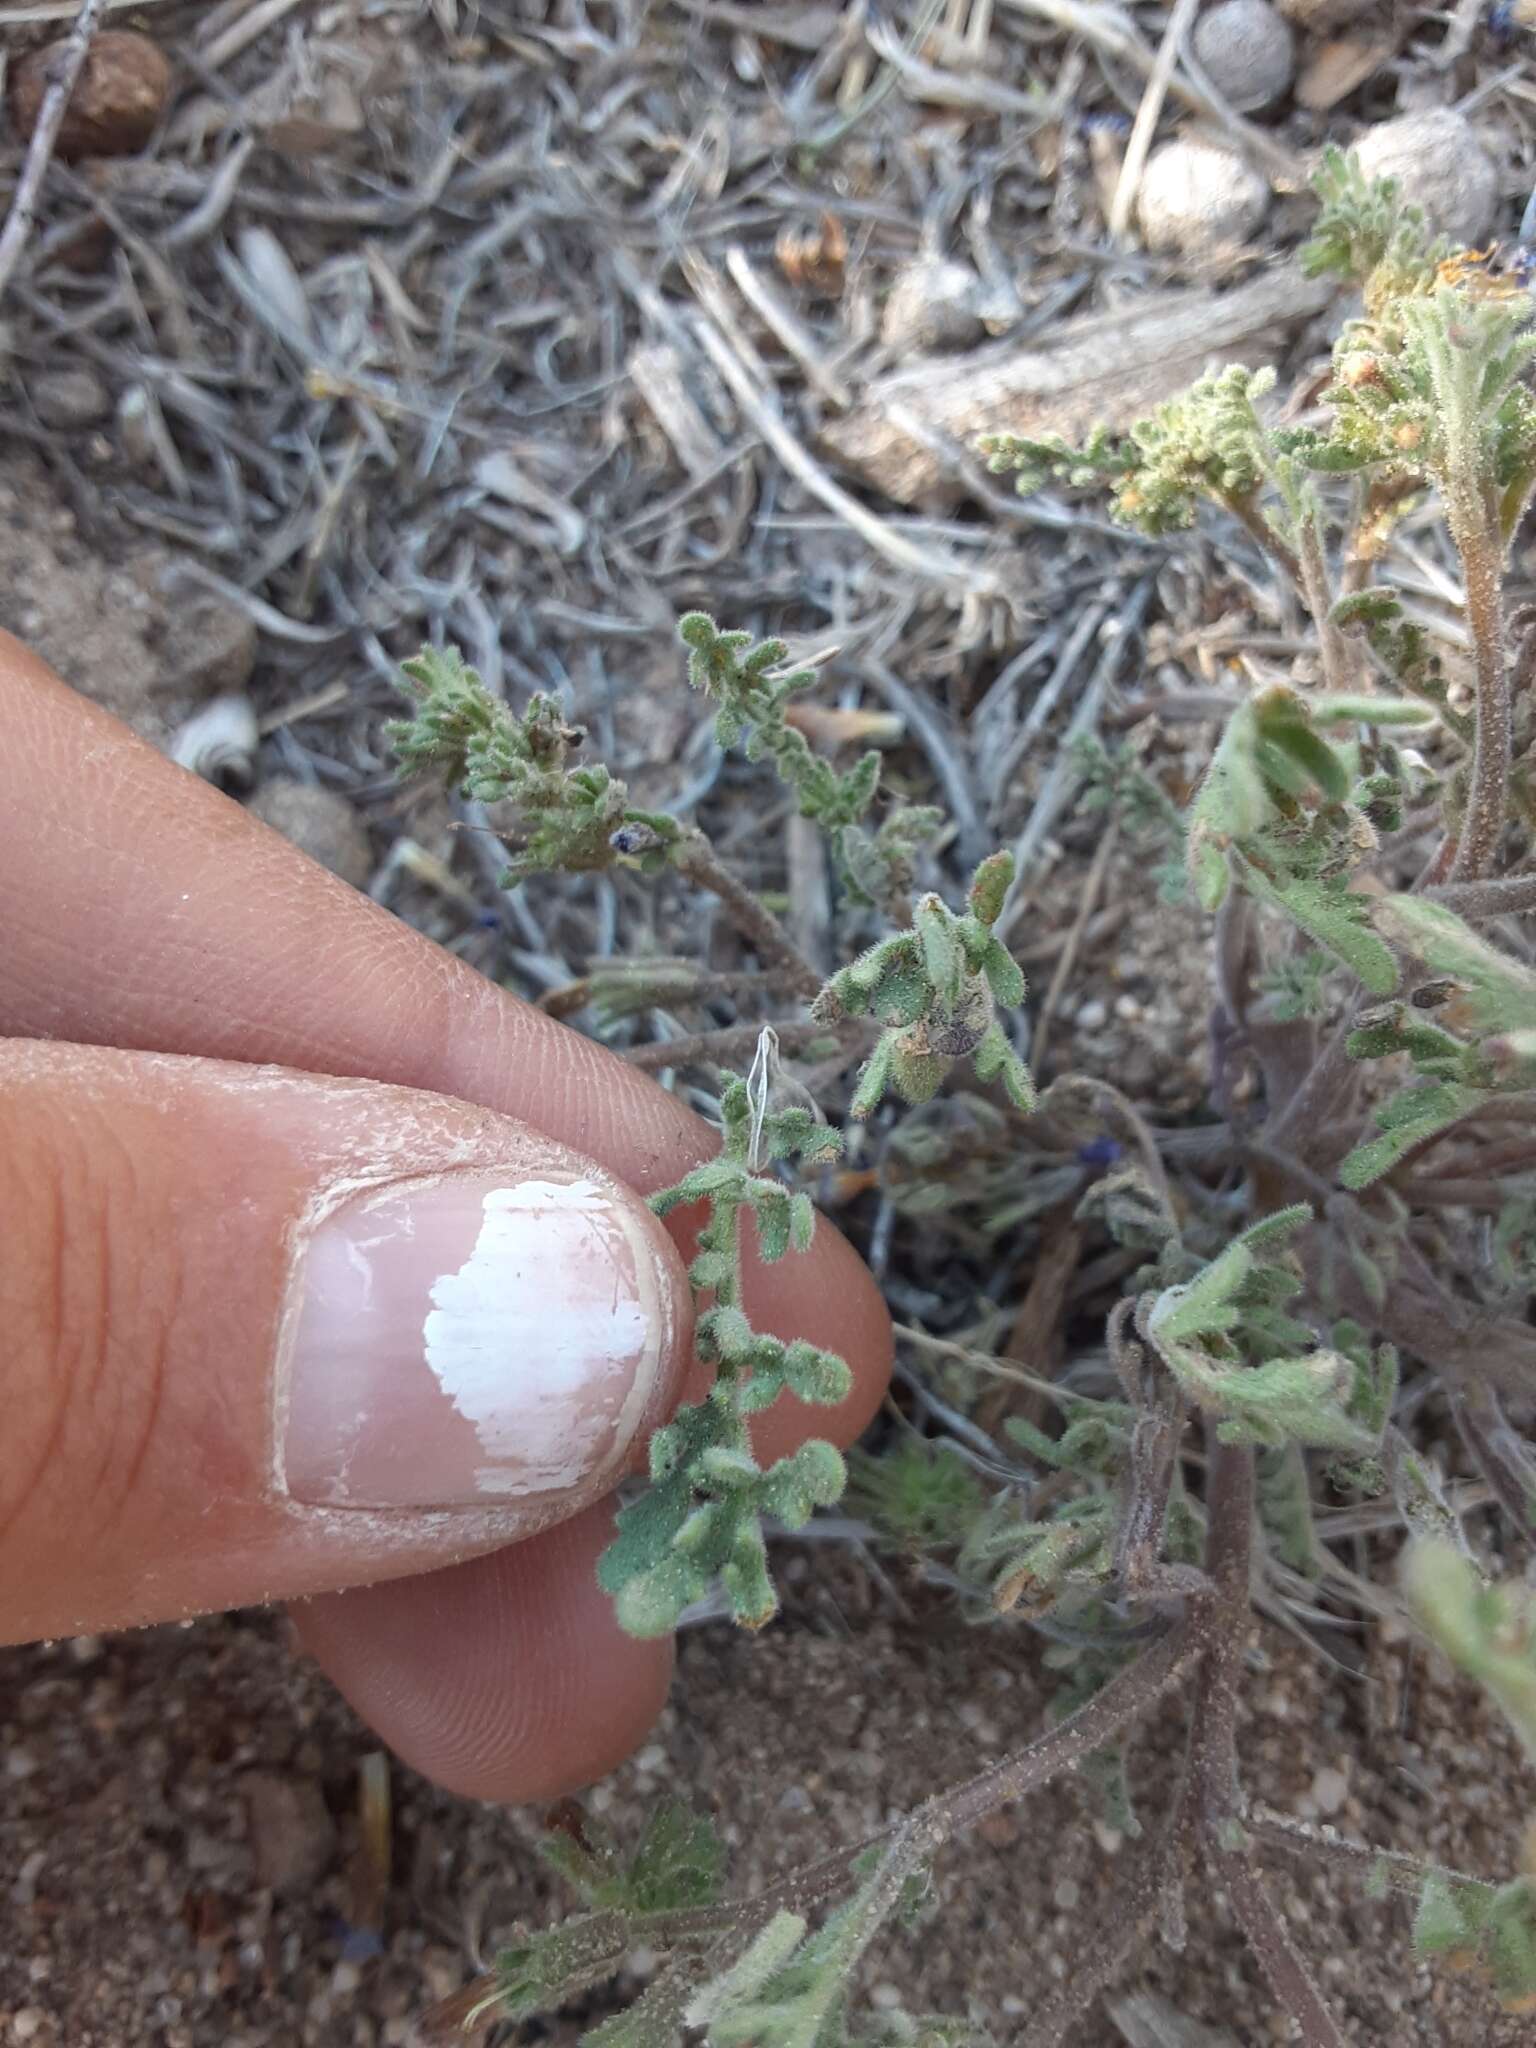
292, 1508, 676, 1802
0, 633, 891, 1797
0, 1042, 693, 1641
0, 632, 889, 1444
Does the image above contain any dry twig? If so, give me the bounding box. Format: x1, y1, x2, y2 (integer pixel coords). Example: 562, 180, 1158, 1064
0, 0, 105, 306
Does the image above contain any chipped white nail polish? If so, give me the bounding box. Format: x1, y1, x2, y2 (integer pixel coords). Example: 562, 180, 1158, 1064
279, 1171, 668, 1510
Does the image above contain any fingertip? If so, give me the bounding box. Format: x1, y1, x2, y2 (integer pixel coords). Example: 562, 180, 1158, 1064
291, 1505, 674, 1802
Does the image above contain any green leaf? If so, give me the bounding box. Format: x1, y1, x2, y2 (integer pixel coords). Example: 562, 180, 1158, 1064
1371, 896, 1536, 1034
624, 1801, 725, 1913
972, 1019, 1037, 1113
967, 850, 1014, 927
762, 1440, 847, 1526
1257, 1444, 1320, 1576
977, 935, 1026, 1009
480, 1913, 631, 2026
1487, 1880, 1536, 2011
1339, 1080, 1487, 1189
848, 1439, 987, 1553
783, 1341, 853, 1405
1300, 144, 1443, 293
697, 1865, 906, 2048
686, 1914, 810, 2030
914, 896, 964, 1003
612, 1554, 709, 1638
1413, 1869, 1488, 1962
1234, 857, 1400, 994
1143, 1209, 1382, 1452
583, 1951, 716, 2048
850, 1034, 896, 1120
722, 1520, 776, 1628
1308, 694, 1438, 728
985, 366, 1277, 535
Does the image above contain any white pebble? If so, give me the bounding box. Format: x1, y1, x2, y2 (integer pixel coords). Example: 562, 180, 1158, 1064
1075, 998, 1109, 1031
1311, 1766, 1349, 1816
1352, 110, 1499, 246
1138, 136, 1270, 262
881, 257, 988, 353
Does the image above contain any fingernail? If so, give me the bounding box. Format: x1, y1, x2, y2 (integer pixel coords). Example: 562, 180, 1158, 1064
280, 1172, 668, 1509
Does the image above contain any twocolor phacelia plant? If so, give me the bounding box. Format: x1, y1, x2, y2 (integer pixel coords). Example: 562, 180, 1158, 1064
398, 150, 1536, 2048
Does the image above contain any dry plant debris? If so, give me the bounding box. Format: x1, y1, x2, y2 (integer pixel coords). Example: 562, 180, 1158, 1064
3, 2, 1536, 2043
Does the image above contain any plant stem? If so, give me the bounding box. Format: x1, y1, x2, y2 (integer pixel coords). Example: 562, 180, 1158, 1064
1191, 1440, 1350, 2048
1427, 868, 1536, 919
539, 966, 800, 1020
917, 1613, 1205, 1842
1223, 491, 1303, 591
1446, 493, 1512, 882
1263, 1001, 1363, 1166
1450, 1387, 1536, 1548
1113, 1361, 1200, 1602
1296, 510, 1353, 693
1249, 1810, 1495, 1903
1192, 1438, 1250, 1806
673, 829, 825, 1000
626, 1017, 874, 1073
1340, 472, 1421, 597
636, 1619, 1204, 2021
679, 1614, 1204, 1939
0, 0, 105, 305
1213, 1846, 1350, 2048
1017, 1778, 1191, 2048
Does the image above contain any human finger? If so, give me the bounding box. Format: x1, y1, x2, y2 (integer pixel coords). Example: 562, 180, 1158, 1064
0, 1040, 691, 1642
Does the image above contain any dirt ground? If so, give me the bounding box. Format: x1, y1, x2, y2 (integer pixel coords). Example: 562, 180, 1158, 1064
4, 0, 1536, 2043
2, 1567, 1534, 2047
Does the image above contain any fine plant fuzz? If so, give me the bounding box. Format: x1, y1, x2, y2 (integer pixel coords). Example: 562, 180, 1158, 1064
396, 150, 1536, 2048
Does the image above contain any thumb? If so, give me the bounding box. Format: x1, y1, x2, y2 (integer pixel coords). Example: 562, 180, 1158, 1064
0, 1040, 692, 1642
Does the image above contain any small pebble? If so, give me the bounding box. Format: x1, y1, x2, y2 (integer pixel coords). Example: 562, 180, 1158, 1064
1137, 136, 1270, 263
239, 1770, 337, 1894
153, 594, 258, 702
881, 257, 989, 353
1114, 993, 1142, 1021
1311, 1765, 1349, 1816
1075, 998, 1109, 1031
1276, 0, 1365, 27
1191, 0, 1295, 114
30, 368, 112, 430
247, 779, 373, 889
9, 31, 171, 161
11, 2013, 45, 2045
1351, 110, 1499, 246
